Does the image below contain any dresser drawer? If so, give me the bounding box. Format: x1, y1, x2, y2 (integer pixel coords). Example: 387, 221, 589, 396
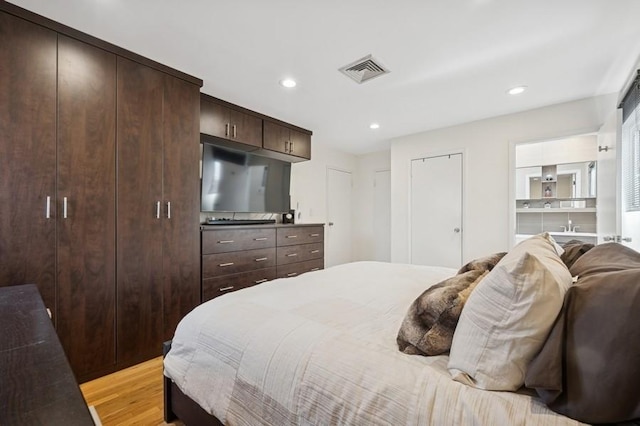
276, 242, 324, 266
202, 267, 276, 302
276, 226, 324, 247
202, 228, 275, 254
276, 258, 324, 279
203, 248, 276, 278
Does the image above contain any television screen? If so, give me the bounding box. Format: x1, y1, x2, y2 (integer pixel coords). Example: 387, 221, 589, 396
201, 143, 291, 213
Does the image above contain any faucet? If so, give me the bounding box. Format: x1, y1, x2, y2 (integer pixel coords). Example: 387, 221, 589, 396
568, 220, 572, 232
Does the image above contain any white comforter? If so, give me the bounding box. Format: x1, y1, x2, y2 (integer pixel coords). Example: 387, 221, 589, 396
164, 261, 585, 426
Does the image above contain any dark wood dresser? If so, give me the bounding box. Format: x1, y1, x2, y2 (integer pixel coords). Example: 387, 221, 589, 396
201, 224, 324, 302
0, 284, 95, 425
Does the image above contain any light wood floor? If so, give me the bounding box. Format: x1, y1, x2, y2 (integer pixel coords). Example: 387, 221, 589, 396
81, 357, 183, 426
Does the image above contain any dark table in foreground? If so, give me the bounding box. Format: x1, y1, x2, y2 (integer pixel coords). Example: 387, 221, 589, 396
0, 284, 95, 425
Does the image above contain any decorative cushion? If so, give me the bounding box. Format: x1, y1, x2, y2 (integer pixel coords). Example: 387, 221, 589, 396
526, 243, 640, 423
447, 233, 572, 391
397, 252, 505, 356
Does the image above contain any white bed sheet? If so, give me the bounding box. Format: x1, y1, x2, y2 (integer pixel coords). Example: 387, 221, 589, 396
164, 261, 585, 426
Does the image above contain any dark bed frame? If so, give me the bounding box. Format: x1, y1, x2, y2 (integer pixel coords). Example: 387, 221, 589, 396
163, 341, 224, 426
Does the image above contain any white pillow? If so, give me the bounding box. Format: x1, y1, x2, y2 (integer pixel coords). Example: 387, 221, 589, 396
447, 233, 571, 391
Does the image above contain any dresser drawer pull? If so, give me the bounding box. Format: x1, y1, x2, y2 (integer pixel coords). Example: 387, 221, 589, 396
219, 286, 234, 292
254, 237, 268, 241
286, 253, 298, 257
310, 233, 320, 237
255, 257, 268, 262
310, 267, 320, 271
218, 240, 234, 244
287, 272, 298, 277
254, 279, 269, 284
219, 262, 235, 267
286, 235, 298, 239
310, 250, 320, 254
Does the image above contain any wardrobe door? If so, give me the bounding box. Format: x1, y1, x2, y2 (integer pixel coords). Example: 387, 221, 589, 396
162, 76, 201, 341
117, 57, 164, 365
0, 13, 57, 313
56, 35, 117, 380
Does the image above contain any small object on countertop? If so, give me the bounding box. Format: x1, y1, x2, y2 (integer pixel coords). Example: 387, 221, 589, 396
544, 202, 551, 209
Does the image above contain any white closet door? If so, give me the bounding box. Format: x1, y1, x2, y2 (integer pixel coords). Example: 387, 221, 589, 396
411, 153, 462, 268
373, 169, 391, 262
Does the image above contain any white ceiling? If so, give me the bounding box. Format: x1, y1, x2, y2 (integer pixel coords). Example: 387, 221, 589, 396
10, 0, 640, 155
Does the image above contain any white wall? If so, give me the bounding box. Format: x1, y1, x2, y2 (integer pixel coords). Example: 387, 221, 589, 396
390, 94, 618, 265
352, 150, 391, 261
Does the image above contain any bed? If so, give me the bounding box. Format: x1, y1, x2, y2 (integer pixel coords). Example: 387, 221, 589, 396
164, 256, 597, 426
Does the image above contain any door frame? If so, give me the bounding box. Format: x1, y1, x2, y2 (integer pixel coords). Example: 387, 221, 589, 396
325, 166, 353, 267
508, 128, 600, 249
408, 149, 465, 265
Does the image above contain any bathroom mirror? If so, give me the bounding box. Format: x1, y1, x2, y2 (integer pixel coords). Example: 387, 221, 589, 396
515, 161, 596, 199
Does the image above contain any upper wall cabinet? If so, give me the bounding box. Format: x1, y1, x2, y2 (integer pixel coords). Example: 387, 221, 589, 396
200, 96, 262, 149
200, 94, 313, 162
263, 120, 311, 160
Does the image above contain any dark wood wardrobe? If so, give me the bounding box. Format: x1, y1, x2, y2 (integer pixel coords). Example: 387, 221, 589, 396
0, 3, 201, 382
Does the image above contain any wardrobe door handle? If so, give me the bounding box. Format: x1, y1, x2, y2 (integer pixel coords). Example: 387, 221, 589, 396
310, 268, 320, 272
310, 233, 320, 237
310, 250, 320, 254
286, 235, 297, 239
219, 286, 234, 292
218, 240, 234, 244
254, 237, 268, 241
255, 257, 268, 262
219, 262, 234, 267
254, 279, 268, 284
225, 123, 230, 137
286, 253, 298, 257
287, 272, 298, 277
167, 201, 171, 219
290, 141, 294, 153
156, 201, 161, 219
45, 196, 51, 219
232, 125, 237, 138
63, 197, 68, 219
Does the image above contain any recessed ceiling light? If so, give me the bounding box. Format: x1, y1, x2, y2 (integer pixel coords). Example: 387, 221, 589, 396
280, 78, 297, 88
369, 123, 380, 129
507, 86, 527, 95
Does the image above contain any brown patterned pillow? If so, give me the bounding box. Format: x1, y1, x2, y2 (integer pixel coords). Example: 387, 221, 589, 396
397, 252, 505, 356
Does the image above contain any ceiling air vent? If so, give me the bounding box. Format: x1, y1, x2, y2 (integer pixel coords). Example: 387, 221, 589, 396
339, 54, 390, 84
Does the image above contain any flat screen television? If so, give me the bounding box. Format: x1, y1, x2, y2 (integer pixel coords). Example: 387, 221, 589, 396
201, 143, 291, 213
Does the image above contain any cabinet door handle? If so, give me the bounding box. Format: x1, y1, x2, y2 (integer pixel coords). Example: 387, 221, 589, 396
254, 279, 268, 284
287, 272, 298, 277
45, 196, 51, 219
286, 253, 298, 257
167, 201, 171, 219
156, 201, 161, 219
310, 250, 320, 254
310, 267, 320, 272
219, 286, 234, 292
255, 257, 268, 262
218, 240, 234, 244
232, 124, 237, 138
286, 235, 297, 239
254, 237, 268, 241
63, 197, 68, 219
290, 141, 294, 153
285, 141, 289, 152
310, 233, 320, 237
225, 123, 230, 137
219, 262, 234, 267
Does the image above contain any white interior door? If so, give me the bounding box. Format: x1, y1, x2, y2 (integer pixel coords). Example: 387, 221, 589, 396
373, 169, 391, 262
410, 154, 462, 268
326, 168, 352, 267
597, 113, 620, 243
